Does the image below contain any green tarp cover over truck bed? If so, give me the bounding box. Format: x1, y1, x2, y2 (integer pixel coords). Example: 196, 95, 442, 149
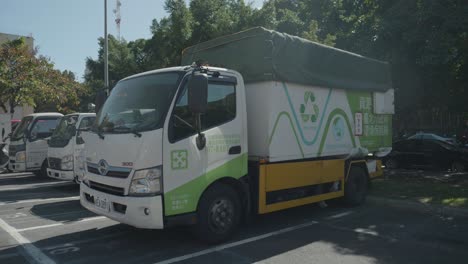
181, 27, 392, 92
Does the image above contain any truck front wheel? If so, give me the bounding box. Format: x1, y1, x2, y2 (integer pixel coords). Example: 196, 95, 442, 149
344, 166, 368, 206
194, 183, 241, 244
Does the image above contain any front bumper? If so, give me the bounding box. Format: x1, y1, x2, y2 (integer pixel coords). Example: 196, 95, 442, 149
80, 183, 164, 229
9, 160, 26, 172
47, 168, 74, 181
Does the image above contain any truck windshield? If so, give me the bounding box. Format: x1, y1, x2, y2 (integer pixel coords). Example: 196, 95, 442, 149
95, 72, 183, 134
49, 115, 78, 147
10, 116, 33, 141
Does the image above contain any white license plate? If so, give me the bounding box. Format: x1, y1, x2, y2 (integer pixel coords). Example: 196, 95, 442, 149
95, 196, 109, 211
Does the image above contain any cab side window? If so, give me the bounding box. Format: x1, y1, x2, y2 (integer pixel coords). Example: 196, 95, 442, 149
79, 117, 96, 130
29, 118, 60, 141
202, 82, 236, 130
76, 117, 96, 144
170, 81, 236, 142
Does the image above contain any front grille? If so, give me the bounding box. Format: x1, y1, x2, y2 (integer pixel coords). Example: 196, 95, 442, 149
89, 181, 125, 196
87, 166, 99, 175
48, 157, 61, 170
87, 165, 131, 179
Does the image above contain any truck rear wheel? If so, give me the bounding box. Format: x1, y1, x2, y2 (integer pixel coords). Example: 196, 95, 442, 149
193, 183, 241, 244
344, 166, 368, 206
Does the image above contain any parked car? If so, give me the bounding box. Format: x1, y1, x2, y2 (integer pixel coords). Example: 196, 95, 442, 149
384, 139, 468, 171
408, 133, 457, 145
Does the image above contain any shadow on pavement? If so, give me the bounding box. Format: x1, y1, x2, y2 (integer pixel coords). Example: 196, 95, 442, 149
0, 184, 79, 204
1, 202, 468, 264
29, 200, 95, 223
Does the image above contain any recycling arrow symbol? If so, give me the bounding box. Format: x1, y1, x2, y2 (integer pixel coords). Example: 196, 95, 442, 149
299, 91, 320, 123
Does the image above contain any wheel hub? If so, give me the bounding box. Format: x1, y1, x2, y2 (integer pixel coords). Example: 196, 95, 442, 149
209, 198, 234, 233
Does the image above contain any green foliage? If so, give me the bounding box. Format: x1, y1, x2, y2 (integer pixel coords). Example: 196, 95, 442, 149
0, 38, 86, 115
83, 0, 468, 119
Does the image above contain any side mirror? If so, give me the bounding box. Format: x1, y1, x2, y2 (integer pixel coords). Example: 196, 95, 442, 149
188, 74, 208, 114
95, 89, 108, 113
188, 74, 208, 150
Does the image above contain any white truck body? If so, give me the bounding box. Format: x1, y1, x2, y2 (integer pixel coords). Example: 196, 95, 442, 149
9, 113, 63, 174
47, 113, 96, 182
246, 81, 393, 162
79, 27, 393, 243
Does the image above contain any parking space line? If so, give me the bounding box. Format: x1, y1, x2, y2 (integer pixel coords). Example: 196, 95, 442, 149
0, 181, 74, 191
17, 216, 108, 232
0, 218, 56, 264
325, 211, 353, 219
153, 220, 319, 264
0, 196, 79, 206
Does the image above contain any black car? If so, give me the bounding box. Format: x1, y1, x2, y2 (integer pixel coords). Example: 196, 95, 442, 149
384, 139, 468, 171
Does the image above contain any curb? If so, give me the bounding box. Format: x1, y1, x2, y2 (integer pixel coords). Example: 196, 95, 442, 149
367, 196, 468, 219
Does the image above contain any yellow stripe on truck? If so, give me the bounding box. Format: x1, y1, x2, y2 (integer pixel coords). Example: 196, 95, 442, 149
258, 159, 346, 214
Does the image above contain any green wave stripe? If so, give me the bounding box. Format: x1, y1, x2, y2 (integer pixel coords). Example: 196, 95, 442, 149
317, 108, 356, 156
267, 111, 305, 158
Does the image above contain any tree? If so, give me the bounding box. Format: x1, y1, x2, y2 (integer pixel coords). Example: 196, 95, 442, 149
0, 38, 85, 115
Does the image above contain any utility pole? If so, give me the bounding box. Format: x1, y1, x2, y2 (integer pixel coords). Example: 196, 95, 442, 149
104, 0, 109, 95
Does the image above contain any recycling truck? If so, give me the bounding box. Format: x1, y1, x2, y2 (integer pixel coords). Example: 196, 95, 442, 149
47, 113, 96, 183
9, 113, 63, 176
80, 27, 393, 243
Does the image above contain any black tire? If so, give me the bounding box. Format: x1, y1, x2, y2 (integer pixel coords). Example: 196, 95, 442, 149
36, 160, 48, 177
193, 183, 241, 244
344, 166, 368, 206
451, 161, 465, 172
385, 158, 398, 169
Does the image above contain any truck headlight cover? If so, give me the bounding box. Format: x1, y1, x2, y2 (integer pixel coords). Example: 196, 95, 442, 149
129, 166, 162, 196
16, 151, 26, 162
61, 154, 74, 171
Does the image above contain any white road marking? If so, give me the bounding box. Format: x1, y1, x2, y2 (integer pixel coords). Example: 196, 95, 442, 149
0, 181, 73, 191
17, 216, 108, 232
0, 174, 35, 179
0, 172, 34, 177
0, 218, 56, 264
0, 196, 79, 206
153, 220, 319, 264
325, 211, 353, 219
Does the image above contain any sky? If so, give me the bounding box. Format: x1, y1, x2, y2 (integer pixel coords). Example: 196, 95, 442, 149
0, 0, 263, 82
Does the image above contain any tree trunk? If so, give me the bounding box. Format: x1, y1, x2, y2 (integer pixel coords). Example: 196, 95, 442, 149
9, 101, 15, 119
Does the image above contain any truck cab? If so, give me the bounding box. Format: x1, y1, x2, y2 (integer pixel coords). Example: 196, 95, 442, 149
9, 113, 63, 175
47, 113, 96, 183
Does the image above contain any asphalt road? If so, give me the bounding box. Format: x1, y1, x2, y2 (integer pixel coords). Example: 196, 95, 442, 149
0, 172, 467, 264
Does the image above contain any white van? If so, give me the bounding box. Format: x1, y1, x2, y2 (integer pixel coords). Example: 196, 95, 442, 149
47, 113, 96, 183
9, 113, 63, 176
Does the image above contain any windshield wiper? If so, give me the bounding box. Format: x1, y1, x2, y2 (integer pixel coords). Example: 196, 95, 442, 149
112, 125, 142, 138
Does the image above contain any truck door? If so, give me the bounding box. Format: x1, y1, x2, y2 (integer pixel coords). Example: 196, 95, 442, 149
26, 117, 60, 169
163, 75, 244, 216
74, 116, 95, 175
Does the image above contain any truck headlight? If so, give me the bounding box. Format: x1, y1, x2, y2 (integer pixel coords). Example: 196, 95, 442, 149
129, 166, 162, 196
61, 154, 74, 171
16, 151, 26, 162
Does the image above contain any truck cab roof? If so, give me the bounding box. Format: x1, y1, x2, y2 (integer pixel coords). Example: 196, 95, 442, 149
25, 113, 63, 118
121, 65, 238, 82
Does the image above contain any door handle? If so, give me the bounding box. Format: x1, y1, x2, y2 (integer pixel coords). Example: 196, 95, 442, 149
228, 145, 241, 155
